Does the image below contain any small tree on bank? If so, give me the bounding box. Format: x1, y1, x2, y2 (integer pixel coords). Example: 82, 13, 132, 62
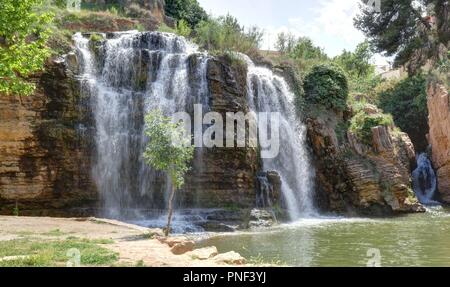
143, 110, 194, 236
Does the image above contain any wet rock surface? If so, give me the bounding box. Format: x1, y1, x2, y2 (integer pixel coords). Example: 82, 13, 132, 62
427, 84, 450, 202
307, 105, 424, 215
0, 57, 97, 215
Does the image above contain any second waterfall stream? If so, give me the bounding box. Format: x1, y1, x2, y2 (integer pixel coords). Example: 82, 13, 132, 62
73, 31, 315, 226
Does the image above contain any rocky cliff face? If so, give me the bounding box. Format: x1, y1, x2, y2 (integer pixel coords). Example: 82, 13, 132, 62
307, 105, 424, 215
427, 83, 450, 202
182, 57, 260, 209
0, 49, 260, 216
0, 58, 97, 216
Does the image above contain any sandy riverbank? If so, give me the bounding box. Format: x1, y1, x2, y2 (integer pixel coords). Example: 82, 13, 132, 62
0, 216, 245, 267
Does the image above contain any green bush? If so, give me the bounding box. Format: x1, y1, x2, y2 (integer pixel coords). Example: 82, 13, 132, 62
377, 75, 428, 151
176, 19, 192, 37
303, 64, 349, 110
349, 110, 394, 146
193, 15, 263, 57
165, 0, 207, 28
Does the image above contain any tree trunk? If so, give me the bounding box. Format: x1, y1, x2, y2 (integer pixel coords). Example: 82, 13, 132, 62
165, 185, 176, 237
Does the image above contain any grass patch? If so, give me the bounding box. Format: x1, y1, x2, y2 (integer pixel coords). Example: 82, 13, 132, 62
135, 260, 145, 267
41, 229, 67, 237
349, 109, 394, 146
0, 238, 117, 267
247, 253, 286, 266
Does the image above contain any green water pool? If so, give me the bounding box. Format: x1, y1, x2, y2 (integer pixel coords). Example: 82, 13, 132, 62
198, 207, 450, 267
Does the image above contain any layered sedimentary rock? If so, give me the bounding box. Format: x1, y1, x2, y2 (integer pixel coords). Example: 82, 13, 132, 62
0, 35, 260, 215
307, 105, 423, 215
182, 57, 259, 208
427, 84, 450, 202
0, 58, 97, 215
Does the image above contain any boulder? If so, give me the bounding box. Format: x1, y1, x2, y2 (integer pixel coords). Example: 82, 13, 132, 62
158, 236, 189, 248
186, 247, 219, 260
214, 251, 246, 265
170, 240, 195, 255
307, 105, 423, 215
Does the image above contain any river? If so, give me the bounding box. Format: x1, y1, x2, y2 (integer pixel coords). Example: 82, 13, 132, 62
198, 207, 450, 266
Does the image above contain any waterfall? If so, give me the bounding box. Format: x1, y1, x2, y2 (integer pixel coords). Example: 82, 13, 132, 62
73, 31, 209, 219
73, 31, 315, 225
412, 153, 439, 205
245, 57, 315, 219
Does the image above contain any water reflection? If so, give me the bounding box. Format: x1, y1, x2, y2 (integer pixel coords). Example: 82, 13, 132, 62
199, 209, 450, 266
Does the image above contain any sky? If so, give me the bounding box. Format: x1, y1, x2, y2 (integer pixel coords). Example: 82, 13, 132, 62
197, 0, 389, 65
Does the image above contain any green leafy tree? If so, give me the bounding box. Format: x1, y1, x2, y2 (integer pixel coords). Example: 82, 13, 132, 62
334, 41, 374, 78
303, 64, 349, 111
165, 0, 208, 28
275, 32, 297, 54
349, 109, 394, 146
0, 0, 53, 96
378, 75, 429, 151
290, 37, 327, 62
194, 15, 263, 56
143, 110, 195, 236
354, 0, 449, 74
176, 19, 192, 38
275, 35, 329, 72
333, 41, 382, 97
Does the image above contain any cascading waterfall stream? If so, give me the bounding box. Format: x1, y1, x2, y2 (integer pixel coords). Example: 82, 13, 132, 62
74, 31, 315, 228
412, 153, 439, 206
244, 56, 315, 219
74, 31, 209, 225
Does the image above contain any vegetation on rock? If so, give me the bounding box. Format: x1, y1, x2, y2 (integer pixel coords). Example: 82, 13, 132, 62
349, 109, 394, 146
378, 75, 429, 151
165, 0, 208, 28
194, 14, 264, 57
0, 0, 54, 96
303, 64, 349, 111
333, 41, 382, 97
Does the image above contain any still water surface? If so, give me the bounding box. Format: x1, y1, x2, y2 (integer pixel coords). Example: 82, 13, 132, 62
198, 207, 450, 266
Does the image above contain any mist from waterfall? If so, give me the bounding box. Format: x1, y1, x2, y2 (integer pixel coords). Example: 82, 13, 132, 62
74, 31, 209, 220
412, 153, 439, 206
73, 31, 315, 224
244, 57, 315, 219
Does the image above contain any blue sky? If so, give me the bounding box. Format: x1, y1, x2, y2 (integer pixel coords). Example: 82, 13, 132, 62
197, 0, 388, 64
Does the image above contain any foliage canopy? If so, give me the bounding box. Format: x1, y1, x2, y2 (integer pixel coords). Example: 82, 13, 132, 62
303, 64, 349, 110
143, 110, 194, 189
165, 0, 208, 28
0, 0, 54, 96
378, 75, 429, 151
354, 0, 449, 74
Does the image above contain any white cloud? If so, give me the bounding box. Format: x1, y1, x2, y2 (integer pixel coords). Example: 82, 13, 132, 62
262, 0, 366, 57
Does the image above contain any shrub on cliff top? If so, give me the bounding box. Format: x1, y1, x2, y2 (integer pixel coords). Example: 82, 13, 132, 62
303, 64, 349, 111
194, 15, 263, 58
165, 0, 207, 28
349, 109, 394, 146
